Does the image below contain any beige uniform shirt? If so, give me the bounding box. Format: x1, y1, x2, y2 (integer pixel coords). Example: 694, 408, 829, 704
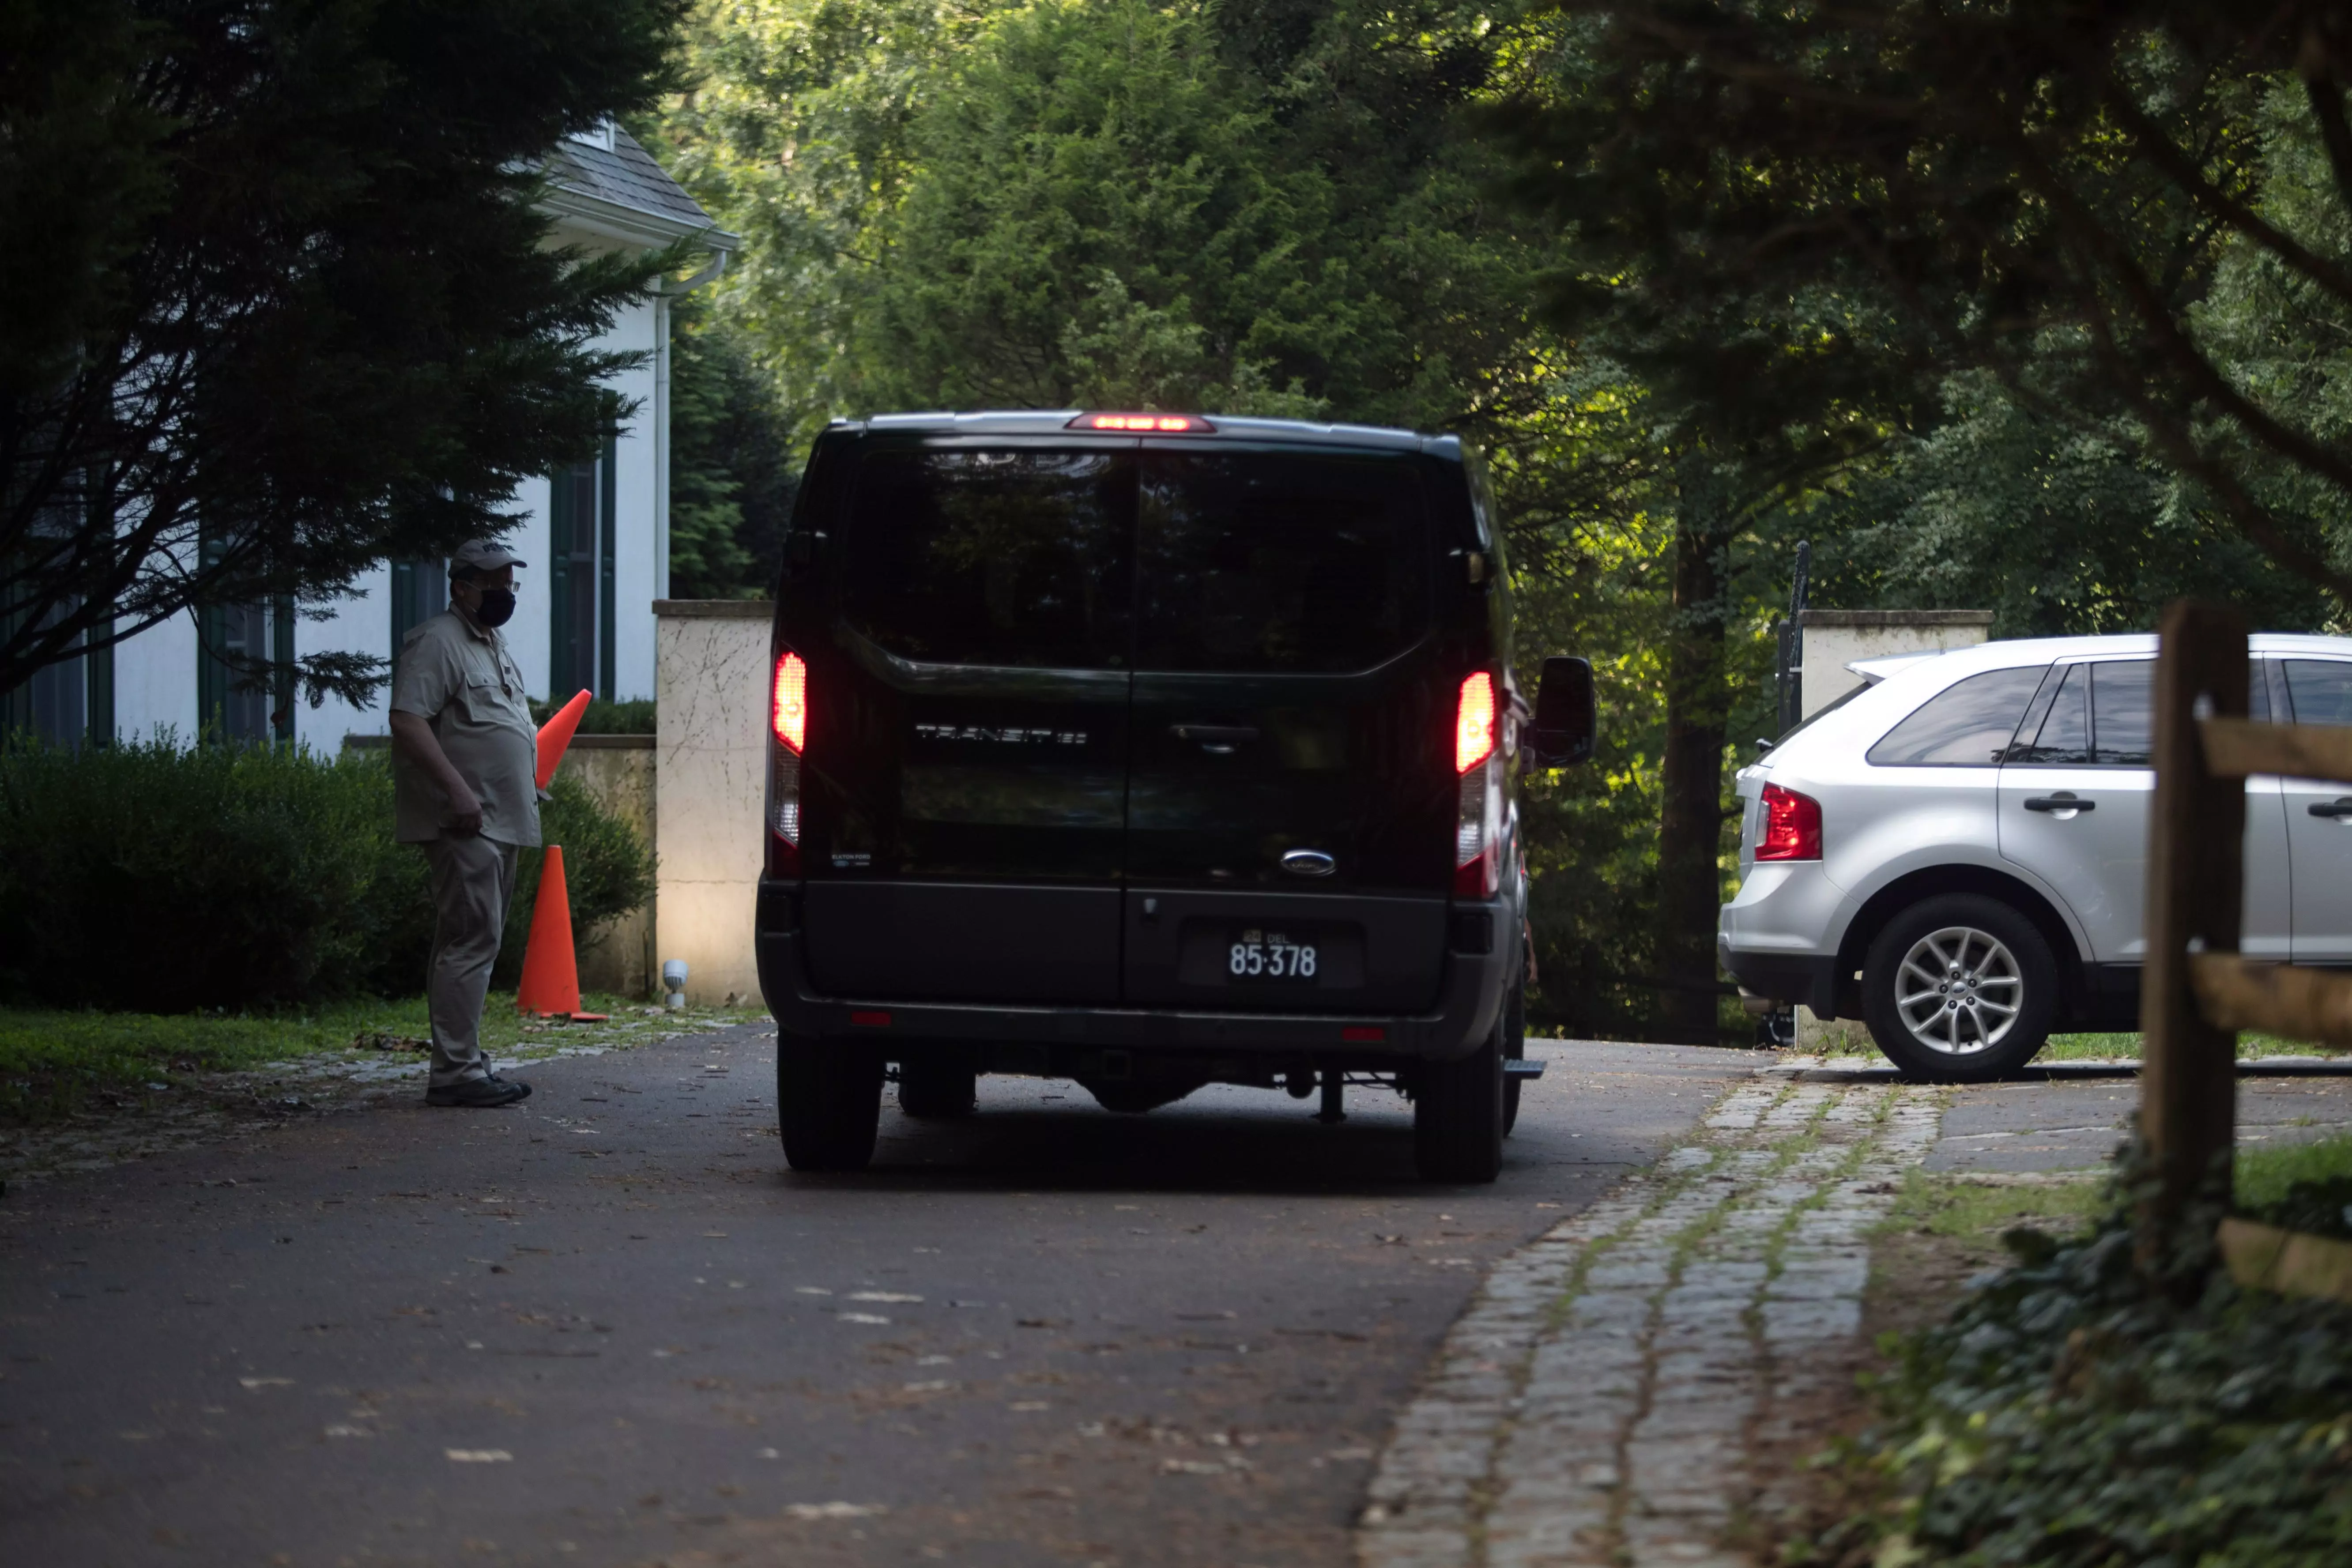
389, 610, 542, 847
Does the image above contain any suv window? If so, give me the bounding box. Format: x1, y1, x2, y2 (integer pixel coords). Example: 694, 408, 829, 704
1866, 665, 2048, 766
1136, 451, 1428, 673
2008, 656, 2269, 764
2089, 660, 2154, 765
2011, 665, 2089, 764
841, 448, 1135, 669
2286, 660, 2352, 725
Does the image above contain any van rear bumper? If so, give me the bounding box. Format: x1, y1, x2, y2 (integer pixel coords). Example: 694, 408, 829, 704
755, 878, 1510, 1063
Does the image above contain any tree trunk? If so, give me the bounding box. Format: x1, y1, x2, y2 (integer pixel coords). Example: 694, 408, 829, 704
1653, 459, 1734, 1043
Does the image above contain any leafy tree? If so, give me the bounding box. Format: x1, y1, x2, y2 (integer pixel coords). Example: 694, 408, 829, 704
665, 294, 798, 597
1, 0, 702, 704
1808, 372, 2333, 637
1493, 0, 2352, 606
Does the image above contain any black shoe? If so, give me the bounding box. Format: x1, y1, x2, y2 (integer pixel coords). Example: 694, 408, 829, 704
427, 1073, 532, 1108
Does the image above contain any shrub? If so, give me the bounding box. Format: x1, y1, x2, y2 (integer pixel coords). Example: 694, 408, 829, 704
0, 737, 652, 1010
527, 695, 656, 734
494, 771, 656, 989
1814, 1149, 2352, 1566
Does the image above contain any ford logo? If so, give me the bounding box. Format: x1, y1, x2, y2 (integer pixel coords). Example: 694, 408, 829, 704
1281, 849, 1337, 878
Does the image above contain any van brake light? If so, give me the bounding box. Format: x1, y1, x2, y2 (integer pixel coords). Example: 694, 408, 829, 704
1068, 412, 1214, 433
1455, 671, 1496, 775
1454, 671, 1502, 897
768, 649, 807, 876
773, 652, 807, 754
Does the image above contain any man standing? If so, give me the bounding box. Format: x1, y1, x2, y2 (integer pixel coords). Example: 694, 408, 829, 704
388, 540, 542, 1108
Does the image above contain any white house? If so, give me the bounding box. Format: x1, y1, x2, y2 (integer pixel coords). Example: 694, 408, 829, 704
12, 124, 735, 749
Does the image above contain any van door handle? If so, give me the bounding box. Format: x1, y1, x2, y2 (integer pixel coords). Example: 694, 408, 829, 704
2309, 798, 2352, 819
2023, 794, 2095, 813
1171, 724, 1259, 754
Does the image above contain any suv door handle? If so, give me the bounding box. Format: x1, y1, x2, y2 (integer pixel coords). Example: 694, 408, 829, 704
2309, 798, 2352, 819
2023, 794, 2096, 813
1171, 724, 1259, 754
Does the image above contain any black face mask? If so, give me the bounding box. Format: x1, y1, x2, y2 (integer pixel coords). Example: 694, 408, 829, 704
472, 588, 516, 628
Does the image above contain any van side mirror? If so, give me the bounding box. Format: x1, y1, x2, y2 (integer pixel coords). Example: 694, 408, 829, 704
1526, 656, 1595, 767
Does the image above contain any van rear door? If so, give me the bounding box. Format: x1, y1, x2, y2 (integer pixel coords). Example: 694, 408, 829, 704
799, 441, 1136, 1004
1121, 445, 1455, 1013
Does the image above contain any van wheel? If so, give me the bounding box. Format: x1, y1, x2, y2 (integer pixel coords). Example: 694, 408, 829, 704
776, 1031, 883, 1170
1862, 893, 2057, 1083
1414, 1024, 1504, 1183
897, 1054, 976, 1119
1502, 969, 1527, 1138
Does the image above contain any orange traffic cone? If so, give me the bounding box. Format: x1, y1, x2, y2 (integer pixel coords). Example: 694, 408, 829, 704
515, 845, 607, 1021
537, 688, 592, 790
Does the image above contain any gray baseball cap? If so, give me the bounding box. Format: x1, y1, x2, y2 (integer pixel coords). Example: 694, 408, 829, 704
450, 538, 528, 574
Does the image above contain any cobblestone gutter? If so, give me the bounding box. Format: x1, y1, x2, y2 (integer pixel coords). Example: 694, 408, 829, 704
1358, 1077, 1943, 1568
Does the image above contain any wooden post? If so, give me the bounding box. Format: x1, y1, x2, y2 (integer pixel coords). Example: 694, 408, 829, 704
2138, 601, 2247, 1259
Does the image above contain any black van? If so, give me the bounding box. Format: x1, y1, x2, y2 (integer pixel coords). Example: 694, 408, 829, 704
754, 411, 1594, 1182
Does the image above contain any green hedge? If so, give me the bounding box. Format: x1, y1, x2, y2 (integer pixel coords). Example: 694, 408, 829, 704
527, 695, 656, 734
0, 737, 652, 1010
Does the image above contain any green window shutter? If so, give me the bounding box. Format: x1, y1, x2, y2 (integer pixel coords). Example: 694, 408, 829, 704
548, 466, 573, 697
599, 428, 618, 701
86, 615, 112, 747
198, 600, 225, 741
272, 594, 295, 744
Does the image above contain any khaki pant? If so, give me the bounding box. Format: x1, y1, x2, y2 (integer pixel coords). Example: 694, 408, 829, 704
422, 835, 520, 1089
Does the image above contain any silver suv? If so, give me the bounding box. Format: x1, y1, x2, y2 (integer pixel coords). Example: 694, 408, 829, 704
1719, 633, 2352, 1080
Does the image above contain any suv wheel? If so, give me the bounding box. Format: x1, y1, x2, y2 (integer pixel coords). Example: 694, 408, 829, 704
777, 1031, 884, 1170
1414, 1022, 1504, 1183
897, 1053, 976, 1119
1862, 893, 2057, 1082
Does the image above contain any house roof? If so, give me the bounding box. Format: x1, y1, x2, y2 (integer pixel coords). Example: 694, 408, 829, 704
543, 125, 737, 252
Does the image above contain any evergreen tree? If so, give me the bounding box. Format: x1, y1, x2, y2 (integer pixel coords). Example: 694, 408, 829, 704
1, 0, 701, 703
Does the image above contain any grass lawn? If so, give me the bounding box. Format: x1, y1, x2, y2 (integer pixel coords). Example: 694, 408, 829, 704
0, 994, 765, 1123
1811, 1027, 2347, 1063
2237, 1129, 2352, 1212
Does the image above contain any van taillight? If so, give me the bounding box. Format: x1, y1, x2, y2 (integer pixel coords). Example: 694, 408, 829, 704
1454, 671, 1501, 897
1455, 671, 1496, 775
767, 650, 807, 875
773, 652, 807, 754
1756, 783, 1822, 861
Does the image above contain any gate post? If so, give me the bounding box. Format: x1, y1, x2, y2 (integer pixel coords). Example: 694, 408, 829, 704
2137, 600, 2247, 1259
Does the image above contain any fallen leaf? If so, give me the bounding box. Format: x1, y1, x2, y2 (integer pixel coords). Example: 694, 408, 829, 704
784, 1502, 886, 1520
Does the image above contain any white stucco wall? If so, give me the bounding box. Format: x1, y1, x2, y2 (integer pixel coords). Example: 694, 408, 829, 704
652, 601, 771, 1008
1799, 610, 1996, 718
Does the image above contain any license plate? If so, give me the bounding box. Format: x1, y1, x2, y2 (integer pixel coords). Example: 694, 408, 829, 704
1228, 927, 1318, 982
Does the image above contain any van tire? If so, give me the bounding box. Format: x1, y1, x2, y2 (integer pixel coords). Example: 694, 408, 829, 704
1502, 969, 1527, 1137
1414, 1025, 1505, 1183
897, 1055, 976, 1119
777, 1032, 883, 1171
1862, 893, 2057, 1083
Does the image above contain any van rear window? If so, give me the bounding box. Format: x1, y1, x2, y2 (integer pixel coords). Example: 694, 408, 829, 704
1136, 451, 1429, 673
841, 448, 1135, 669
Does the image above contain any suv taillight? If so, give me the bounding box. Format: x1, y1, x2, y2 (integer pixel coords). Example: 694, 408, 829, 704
767, 649, 807, 876
1454, 671, 1501, 897
1756, 783, 1822, 861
